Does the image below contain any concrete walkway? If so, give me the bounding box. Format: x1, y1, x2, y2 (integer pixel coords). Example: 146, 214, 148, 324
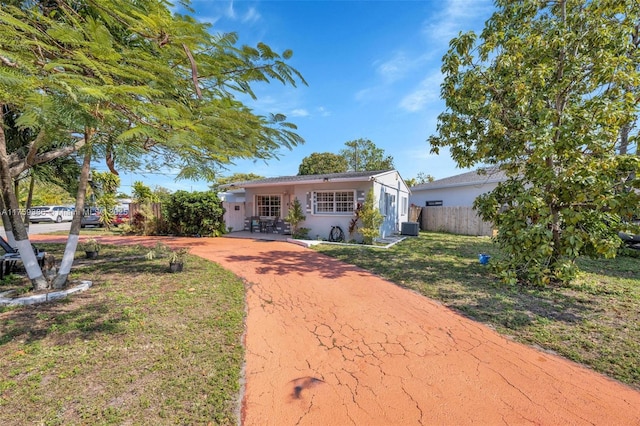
32, 235, 640, 425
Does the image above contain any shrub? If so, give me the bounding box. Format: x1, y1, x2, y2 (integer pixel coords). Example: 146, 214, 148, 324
285, 198, 306, 236
359, 189, 383, 244
165, 190, 226, 237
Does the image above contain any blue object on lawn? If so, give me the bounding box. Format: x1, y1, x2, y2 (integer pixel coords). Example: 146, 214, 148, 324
479, 254, 491, 265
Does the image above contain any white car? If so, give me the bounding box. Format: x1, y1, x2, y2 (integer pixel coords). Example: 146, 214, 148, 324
28, 206, 74, 223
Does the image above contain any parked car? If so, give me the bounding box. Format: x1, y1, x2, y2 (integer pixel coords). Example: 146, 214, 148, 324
112, 211, 129, 226
80, 208, 102, 228
28, 206, 73, 223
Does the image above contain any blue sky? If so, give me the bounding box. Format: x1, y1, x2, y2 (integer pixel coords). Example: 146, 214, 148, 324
110, 0, 496, 194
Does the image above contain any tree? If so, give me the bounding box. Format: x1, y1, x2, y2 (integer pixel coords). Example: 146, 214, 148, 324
405, 172, 435, 188
298, 152, 348, 175
132, 181, 158, 204
429, 0, 640, 285
0, 0, 307, 289
210, 173, 264, 191
339, 139, 394, 172
91, 171, 120, 228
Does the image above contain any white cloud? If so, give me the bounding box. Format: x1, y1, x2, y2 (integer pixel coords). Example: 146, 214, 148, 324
242, 6, 261, 24
225, 0, 236, 20
316, 107, 331, 117
399, 71, 443, 112
290, 109, 309, 117
375, 52, 412, 82
422, 0, 494, 45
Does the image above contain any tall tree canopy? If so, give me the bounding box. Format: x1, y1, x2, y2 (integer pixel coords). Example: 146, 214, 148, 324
298, 152, 348, 175
0, 0, 306, 289
210, 172, 264, 191
405, 172, 435, 188
339, 138, 394, 172
429, 0, 640, 285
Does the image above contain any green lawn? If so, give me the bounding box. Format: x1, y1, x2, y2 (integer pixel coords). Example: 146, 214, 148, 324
0, 243, 245, 426
314, 232, 640, 389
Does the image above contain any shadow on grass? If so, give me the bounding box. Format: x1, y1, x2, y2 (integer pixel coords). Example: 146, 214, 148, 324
0, 245, 175, 348
0, 299, 128, 347
315, 234, 593, 331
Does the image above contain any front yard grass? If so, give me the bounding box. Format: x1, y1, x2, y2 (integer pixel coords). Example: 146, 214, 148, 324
314, 231, 640, 389
0, 243, 245, 426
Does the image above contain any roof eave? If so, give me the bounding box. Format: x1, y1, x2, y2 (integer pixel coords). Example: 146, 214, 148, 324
236, 176, 378, 188
412, 178, 505, 191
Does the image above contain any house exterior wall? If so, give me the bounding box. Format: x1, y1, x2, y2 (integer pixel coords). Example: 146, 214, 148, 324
410, 182, 500, 208
240, 170, 410, 241
244, 181, 371, 240
373, 171, 410, 238
245, 171, 409, 241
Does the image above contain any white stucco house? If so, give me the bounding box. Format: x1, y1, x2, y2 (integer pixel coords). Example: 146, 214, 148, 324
409, 167, 507, 208
220, 170, 411, 241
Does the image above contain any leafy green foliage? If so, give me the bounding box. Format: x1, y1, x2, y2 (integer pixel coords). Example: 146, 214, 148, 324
165, 190, 226, 237
298, 152, 348, 175
284, 197, 306, 237
17, 179, 75, 206
429, 0, 640, 285
91, 171, 120, 229
405, 172, 434, 187
0, 0, 307, 190
131, 181, 158, 204
358, 189, 383, 244
209, 173, 264, 191
339, 139, 394, 172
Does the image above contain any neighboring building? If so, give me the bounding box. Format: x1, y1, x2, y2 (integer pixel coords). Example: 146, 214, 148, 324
221, 170, 411, 241
409, 167, 507, 208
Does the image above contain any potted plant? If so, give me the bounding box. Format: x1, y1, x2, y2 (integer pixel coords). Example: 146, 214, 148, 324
82, 238, 100, 259
168, 248, 188, 273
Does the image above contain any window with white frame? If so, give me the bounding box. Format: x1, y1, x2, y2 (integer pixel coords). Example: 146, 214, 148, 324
401, 196, 408, 215
256, 195, 281, 217
314, 190, 355, 214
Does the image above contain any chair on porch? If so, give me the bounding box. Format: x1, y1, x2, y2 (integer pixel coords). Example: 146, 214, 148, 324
265, 217, 278, 234
250, 216, 261, 233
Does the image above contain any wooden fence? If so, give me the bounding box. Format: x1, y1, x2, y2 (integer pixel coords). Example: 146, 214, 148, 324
129, 202, 163, 220
420, 206, 493, 237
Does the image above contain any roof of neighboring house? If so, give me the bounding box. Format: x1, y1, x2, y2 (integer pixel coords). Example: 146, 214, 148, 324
411, 167, 508, 191
223, 170, 399, 189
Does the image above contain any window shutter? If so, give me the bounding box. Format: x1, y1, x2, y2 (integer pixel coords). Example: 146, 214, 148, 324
356, 190, 365, 203
306, 192, 312, 213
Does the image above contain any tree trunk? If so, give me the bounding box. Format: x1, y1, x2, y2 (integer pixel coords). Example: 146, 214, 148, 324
0, 196, 17, 247
52, 132, 93, 289
22, 172, 35, 226
0, 106, 47, 290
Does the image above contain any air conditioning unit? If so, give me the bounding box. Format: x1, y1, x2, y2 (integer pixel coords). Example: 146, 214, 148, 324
401, 222, 419, 236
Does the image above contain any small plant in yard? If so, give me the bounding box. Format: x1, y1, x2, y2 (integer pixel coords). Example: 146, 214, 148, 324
285, 197, 306, 237
168, 248, 188, 272
81, 238, 100, 258
168, 248, 188, 264
144, 242, 171, 260
358, 189, 383, 244
292, 227, 311, 239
